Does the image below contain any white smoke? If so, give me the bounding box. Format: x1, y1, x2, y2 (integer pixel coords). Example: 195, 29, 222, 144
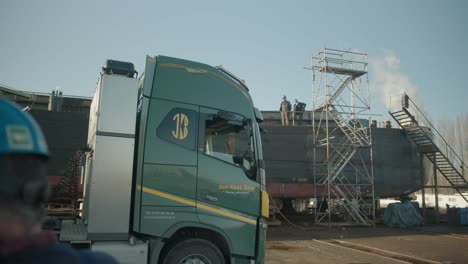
370, 51, 419, 110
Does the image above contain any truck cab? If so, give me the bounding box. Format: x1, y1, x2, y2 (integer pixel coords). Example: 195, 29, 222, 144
62, 56, 267, 264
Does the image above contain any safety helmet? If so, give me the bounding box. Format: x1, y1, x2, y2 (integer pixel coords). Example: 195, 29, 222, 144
0, 98, 50, 206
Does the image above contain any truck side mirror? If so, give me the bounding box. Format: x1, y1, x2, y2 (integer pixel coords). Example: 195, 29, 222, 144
233, 152, 257, 180
233, 156, 243, 166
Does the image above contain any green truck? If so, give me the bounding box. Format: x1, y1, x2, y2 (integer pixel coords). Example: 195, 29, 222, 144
60, 56, 268, 264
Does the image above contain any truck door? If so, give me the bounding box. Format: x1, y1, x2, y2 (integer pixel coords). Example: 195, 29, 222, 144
197, 107, 261, 257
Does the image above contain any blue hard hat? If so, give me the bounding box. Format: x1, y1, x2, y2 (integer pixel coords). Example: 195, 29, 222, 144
0, 98, 49, 157
0, 98, 50, 206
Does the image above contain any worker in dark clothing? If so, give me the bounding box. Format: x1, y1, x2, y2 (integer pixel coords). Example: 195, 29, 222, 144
0, 98, 119, 264
293, 99, 306, 126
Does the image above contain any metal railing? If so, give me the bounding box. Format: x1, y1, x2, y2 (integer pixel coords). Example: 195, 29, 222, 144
402, 93, 467, 177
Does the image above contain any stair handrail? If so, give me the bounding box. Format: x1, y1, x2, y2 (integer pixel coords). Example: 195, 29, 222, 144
401, 93, 467, 178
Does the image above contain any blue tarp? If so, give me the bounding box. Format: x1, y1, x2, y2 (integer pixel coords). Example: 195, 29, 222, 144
382, 201, 423, 227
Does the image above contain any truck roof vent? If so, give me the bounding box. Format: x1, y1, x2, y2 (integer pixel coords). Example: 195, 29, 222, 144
102, 59, 138, 78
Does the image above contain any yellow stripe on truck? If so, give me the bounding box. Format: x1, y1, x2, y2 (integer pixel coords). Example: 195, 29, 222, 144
137, 185, 256, 225
138, 185, 196, 206
196, 203, 257, 225
261, 191, 269, 218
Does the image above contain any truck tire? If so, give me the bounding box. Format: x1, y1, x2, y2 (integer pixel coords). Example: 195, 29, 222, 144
161, 238, 225, 264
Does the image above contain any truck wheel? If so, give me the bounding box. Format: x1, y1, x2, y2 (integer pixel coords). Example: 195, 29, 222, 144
161, 238, 225, 264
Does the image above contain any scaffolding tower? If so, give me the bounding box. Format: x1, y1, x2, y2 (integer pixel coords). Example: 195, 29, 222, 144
311, 48, 375, 226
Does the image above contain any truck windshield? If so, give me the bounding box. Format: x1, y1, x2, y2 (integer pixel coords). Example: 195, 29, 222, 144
202, 111, 256, 178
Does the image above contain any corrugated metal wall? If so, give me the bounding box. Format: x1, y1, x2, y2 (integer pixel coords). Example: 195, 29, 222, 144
31, 110, 89, 177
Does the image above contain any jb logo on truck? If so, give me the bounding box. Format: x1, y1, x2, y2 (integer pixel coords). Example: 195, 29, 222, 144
172, 113, 189, 140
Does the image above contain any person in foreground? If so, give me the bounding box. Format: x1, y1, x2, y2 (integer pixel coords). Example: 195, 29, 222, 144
0, 98, 119, 264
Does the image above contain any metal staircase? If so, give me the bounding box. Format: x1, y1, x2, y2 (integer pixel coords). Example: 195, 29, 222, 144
330, 184, 373, 224
390, 94, 468, 203
328, 76, 353, 103
312, 48, 374, 226
328, 105, 369, 147
318, 137, 356, 184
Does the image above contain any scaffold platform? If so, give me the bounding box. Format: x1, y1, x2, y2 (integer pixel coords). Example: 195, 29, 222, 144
319, 66, 367, 78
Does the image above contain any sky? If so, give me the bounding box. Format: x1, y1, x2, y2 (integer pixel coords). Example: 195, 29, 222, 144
1, 0, 467, 123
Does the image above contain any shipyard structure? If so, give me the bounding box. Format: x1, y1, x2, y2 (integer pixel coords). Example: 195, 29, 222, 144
1, 50, 467, 226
